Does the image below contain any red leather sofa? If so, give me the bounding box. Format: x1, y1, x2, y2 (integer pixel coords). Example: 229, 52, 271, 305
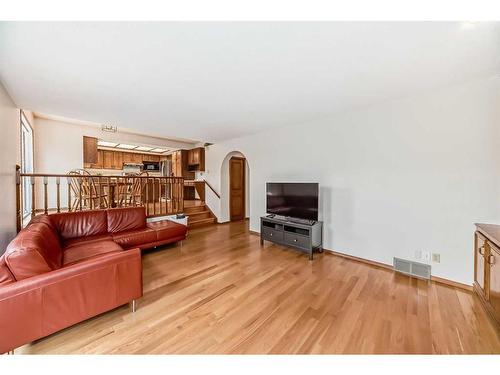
0, 207, 187, 353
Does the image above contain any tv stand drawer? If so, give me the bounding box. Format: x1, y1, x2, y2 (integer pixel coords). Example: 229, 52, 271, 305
283, 232, 310, 249
262, 227, 283, 241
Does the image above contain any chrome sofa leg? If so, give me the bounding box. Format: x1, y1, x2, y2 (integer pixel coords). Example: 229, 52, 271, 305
131, 300, 137, 313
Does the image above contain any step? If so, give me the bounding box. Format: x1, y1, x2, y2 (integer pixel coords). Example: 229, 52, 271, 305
184, 205, 207, 214
188, 217, 216, 228
187, 210, 211, 220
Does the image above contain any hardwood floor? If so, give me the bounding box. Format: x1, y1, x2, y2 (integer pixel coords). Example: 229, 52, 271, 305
19, 221, 500, 354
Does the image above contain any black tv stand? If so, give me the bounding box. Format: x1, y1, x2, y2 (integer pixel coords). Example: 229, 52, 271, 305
260, 216, 323, 260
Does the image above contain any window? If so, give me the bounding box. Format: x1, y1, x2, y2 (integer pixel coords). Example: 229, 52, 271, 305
20, 111, 34, 219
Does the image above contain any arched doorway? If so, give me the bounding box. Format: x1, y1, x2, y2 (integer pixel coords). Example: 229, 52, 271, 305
220, 151, 250, 222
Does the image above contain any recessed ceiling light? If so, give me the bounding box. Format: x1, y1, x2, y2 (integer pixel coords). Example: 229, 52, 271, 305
116, 144, 138, 149
98, 140, 119, 147
135, 146, 154, 151
151, 148, 168, 153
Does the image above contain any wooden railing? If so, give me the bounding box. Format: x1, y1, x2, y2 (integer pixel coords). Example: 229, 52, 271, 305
203, 179, 220, 199
16, 169, 184, 232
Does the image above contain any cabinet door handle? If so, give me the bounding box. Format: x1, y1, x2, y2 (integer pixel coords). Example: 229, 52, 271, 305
490, 255, 495, 265
269, 233, 273, 236
479, 246, 485, 256
293, 239, 298, 242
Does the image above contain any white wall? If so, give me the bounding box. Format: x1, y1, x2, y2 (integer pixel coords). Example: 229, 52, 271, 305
204, 76, 500, 285
0, 82, 20, 254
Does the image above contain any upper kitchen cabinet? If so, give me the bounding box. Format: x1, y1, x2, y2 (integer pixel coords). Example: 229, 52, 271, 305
187, 147, 205, 171
83, 136, 98, 166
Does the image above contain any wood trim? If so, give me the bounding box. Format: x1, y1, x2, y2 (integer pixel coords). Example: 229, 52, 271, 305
323, 248, 473, 292
431, 275, 473, 292
249, 230, 259, 236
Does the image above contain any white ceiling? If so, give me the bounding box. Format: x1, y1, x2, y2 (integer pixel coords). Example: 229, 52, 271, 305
1, 22, 499, 142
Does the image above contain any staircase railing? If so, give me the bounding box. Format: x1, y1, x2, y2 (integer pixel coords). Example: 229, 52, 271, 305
16, 168, 184, 232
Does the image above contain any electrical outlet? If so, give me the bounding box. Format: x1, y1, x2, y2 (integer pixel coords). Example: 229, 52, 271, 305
432, 253, 441, 263
422, 251, 431, 262
415, 250, 422, 260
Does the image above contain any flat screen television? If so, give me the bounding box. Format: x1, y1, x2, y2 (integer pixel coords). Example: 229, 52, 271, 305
266, 182, 319, 221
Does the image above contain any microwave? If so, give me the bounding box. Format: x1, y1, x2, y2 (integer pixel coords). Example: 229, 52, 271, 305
142, 161, 160, 172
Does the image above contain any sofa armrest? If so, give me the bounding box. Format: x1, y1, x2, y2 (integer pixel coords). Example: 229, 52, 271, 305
0, 248, 142, 353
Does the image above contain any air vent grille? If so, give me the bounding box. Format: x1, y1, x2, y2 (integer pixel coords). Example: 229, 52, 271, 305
393, 257, 431, 280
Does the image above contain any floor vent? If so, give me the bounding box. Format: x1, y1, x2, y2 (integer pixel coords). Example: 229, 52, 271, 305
393, 257, 431, 280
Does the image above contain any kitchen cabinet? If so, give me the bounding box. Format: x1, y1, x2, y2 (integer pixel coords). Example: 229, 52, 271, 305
102, 150, 114, 169
143, 154, 160, 162
113, 151, 123, 169
474, 224, 500, 329
187, 147, 205, 171
122, 152, 134, 164
171, 150, 194, 179
83, 136, 98, 165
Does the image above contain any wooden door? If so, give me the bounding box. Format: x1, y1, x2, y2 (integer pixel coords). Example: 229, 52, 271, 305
489, 243, 500, 322
229, 157, 245, 221
475, 232, 488, 298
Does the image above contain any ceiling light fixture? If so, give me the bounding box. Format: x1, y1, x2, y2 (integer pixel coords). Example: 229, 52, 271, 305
151, 148, 168, 153
97, 140, 119, 147
116, 144, 138, 150
101, 124, 117, 133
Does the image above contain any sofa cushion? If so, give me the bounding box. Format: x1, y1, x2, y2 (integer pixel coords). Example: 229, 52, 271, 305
111, 228, 156, 249
63, 240, 124, 266
4, 222, 63, 280
29, 214, 57, 231
0, 255, 15, 285
63, 234, 113, 249
49, 210, 108, 240
147, 220, 187, 242
107, 207, 147, 233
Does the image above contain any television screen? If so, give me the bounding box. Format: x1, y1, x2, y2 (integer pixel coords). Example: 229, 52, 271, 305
266, 182, 318, 221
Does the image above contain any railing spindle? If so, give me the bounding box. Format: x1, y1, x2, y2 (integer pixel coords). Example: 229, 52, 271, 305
43, 176, 48, 214
30, 176, 36, 219
56, 177, 61, 213
78, 177, 83, 211
67, 177, 72, 212
16, 166, 22, 232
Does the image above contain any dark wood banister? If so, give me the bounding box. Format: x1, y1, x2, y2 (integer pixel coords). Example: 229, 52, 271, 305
203, 179, 220, 199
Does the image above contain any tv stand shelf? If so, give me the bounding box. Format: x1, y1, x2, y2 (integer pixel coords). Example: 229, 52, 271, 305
260, 215, 323, 260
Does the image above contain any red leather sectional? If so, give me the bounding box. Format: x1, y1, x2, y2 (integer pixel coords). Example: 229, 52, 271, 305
0, 207, 187, 353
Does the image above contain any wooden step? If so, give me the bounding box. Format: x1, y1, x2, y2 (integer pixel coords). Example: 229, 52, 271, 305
187, 210, 212, 220
184, 205, 207, 214
188, 217, 216, 228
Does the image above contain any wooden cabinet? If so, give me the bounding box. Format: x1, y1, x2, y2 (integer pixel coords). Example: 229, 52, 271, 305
187, 147, 205, 171
475, 231, 488, 297
113, 151, 123, 169
83, 136, 98, 165
142, 154, 160, 162
474, 224, 500, 329
122, 152, 134, 164
489, 243, 500, 324
102, 150, 114, 169
86, 149, 163, 170
171, 150, 194, 179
